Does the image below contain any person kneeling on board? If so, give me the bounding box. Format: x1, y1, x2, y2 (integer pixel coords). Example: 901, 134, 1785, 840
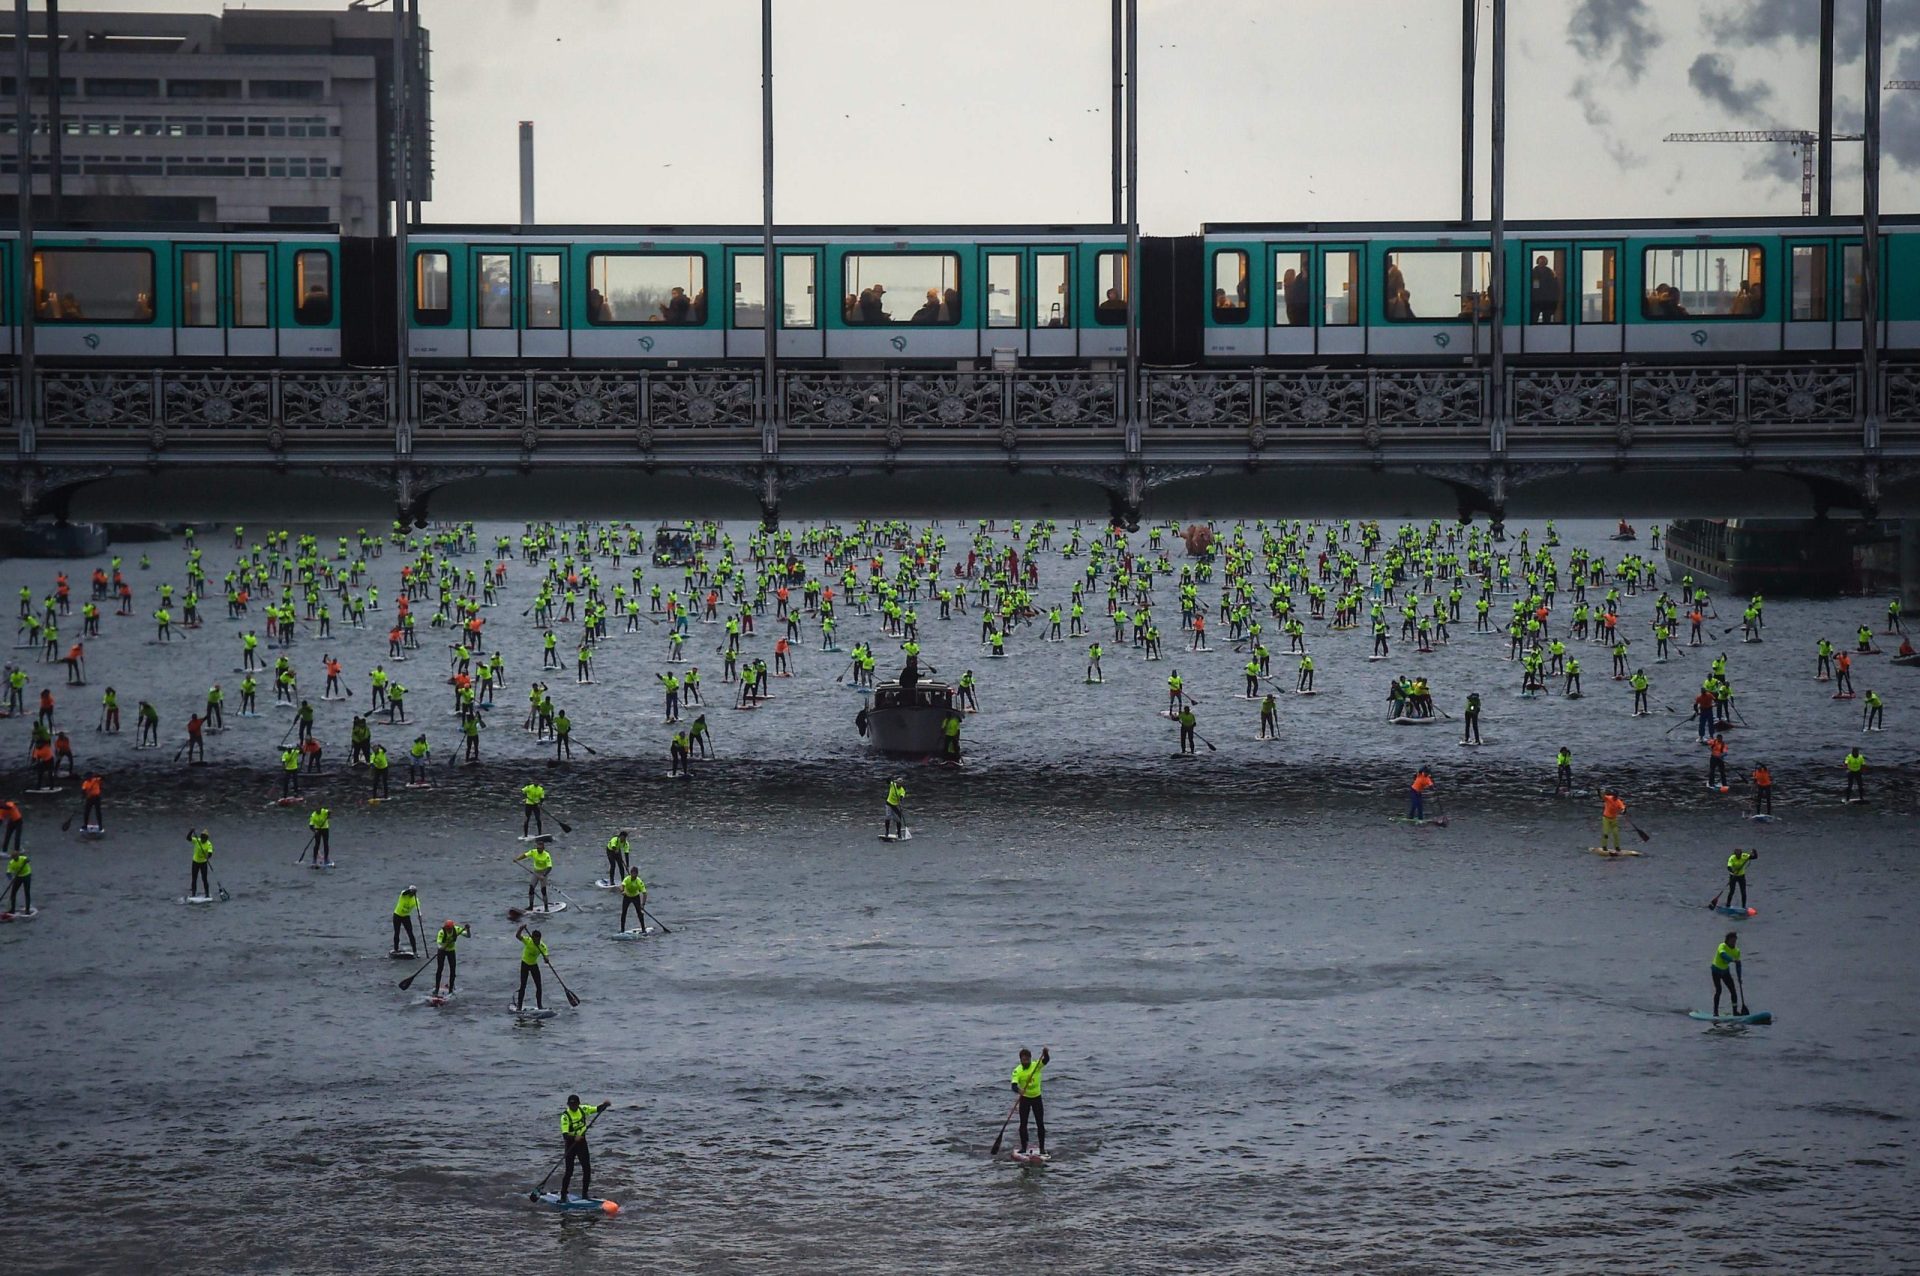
1011, 1046, 1050, 1158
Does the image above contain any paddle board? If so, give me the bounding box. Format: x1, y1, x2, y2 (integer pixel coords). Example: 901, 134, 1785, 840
524, 902, 568, 915
269, 796, 306, 807
533, 1193, 619, 1213
425, 991, 455, 1007
309, 860, 337, 870
0, 908, 39, 922
180, 894, 218, 905
1389, 716, 1436, 726
879, 830, 913, 842
26, 787, 64, 795
1746, 813, 1778, 823
592, 879, 622, 891
607, 927, 655, 941
1009, 1150, 1050, 1165
511, 1005, 557, 1019
1713, 905, 1758, 918
389, 949, 418, 960
1688, 1010, 1772, 1025
517, 833, 554, 843
80, 825, 105, 839
1589, 847, 1643, 858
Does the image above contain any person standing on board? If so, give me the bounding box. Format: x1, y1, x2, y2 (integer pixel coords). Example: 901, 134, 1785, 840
1599, 789, 1627, 853
559, 1095, 612, 1202
513, 925, 548, 1012
1723, 849, 1756, 912
1011, 1046, 1050, 1157
432, 919, 469, 996
884, 778, 907, 840
1711, 931, 1745, 1017
392, 886, 422, 955
187, 829, 214, 899
4, 848, 30, 915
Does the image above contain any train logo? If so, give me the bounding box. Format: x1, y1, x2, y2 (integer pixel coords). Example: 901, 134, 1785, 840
1433, 333, 1451, 349
83, 333, 100, 350
890, 336, 908, 352
638, 336, 656, 352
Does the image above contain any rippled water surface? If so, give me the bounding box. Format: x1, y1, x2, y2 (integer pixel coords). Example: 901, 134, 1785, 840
2, 518, 1916, 1274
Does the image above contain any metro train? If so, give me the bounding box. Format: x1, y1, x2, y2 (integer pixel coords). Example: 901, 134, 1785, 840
2, 214, 1915, 369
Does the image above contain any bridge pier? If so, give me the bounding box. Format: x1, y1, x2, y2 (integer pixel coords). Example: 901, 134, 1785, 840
1901, 519, 1920, 611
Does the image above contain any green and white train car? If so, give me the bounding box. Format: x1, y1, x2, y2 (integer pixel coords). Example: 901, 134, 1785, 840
1197, 216, 1919, 363
0, 228, 341, 361
401, 226, 1132, 364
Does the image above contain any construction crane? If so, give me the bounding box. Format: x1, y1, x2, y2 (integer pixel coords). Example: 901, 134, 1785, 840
1664, 129, 1866, 215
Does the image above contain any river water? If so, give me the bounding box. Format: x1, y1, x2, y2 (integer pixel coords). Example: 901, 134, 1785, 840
1, 518, 1915, 1274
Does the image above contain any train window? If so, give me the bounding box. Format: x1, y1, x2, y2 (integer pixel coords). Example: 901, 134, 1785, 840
181, 250, 219, 327
1640, 245, 1763, 319
1841, 243, 1865, 321
1790, 245, 1829, 322
1320, 251, 1357, 326
234, 252, 269, 328
294, 250, 332, 325
586, 253, 707, 325
1094, 251, 1129, 325
32, 249, 155, 322
1036, 253, 1070, 327
1527, 250, 1567, 324
476, 253, 513, 329
842, 253, 961, 325
1382, 249, 1491, 322
414, 251, 451, 326
986, 253, 1019, 328
782, 254, 816, 329
1211, 250, 1249, 324
1273, 250, 1309, 327
733, 253, 767, 328
527, 253, 562, 329
1579, 248, 1616, 323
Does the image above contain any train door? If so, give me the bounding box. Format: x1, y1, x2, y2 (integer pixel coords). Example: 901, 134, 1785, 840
1267, 245, 1314, 357
1520, 241, 1571, 355
1029, 249, 1075, 359
1315, 244, 1364, 358
522, 248, 569, 359
1571, 241, 1623, 355
175, 244, 275, 359
469, 247, 519, 359
1784, 239, 1834, 351
981, 248, 1025, 360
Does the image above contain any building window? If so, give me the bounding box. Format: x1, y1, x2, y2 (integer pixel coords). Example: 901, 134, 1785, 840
166, 79, 242, 99
413, 251, 450, 326
527, 253, 562, 329
181, 250, 219, 328
33, 249, 156, 323
1641, 245, 1765, 319
250, 80, 325, 101
842, 254, 961, 326
88, 77, 162, 97
1094, 251, 1129, 325
294, 251, 332, 325
586, 254, 707, 325
269, 207, 330, 225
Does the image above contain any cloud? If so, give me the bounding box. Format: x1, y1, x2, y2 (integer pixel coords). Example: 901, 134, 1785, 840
1687, 52, 1773, 114
1887, 39, 1920, 170
1571, 74, 1648, 169
1706, 0, 1920, 60
1568, 0, 1664, 80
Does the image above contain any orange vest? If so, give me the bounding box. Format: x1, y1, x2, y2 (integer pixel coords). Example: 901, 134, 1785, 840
1603, 795, 1626, 819
81, 777, 102, 798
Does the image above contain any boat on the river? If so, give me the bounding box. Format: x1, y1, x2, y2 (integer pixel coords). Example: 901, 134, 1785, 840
857, 679, 956, 756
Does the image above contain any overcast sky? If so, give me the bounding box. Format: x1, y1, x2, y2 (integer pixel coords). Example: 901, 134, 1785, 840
58, 0, 1920, 228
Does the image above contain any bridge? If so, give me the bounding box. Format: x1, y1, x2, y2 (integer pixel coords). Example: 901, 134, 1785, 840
5, 360, 1920, 527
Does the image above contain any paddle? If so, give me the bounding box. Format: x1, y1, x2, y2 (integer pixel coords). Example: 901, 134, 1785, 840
1428, 793, 1451, 828
527, 1104, 606, 1200
1734, 967, 1749, 1017
396, 949, 437, 990
60, 805, 82, 832
987, 1096, 1021, 1157
640, 906, 673, 935
543, 955, 582, 1007
294, 831, 316, 865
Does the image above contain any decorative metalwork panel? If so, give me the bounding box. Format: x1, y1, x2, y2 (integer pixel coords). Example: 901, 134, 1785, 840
1374, 370, 1483, 428
534, 373, 641, 429
649, 371, 758, 429
785, 373, 890, 429
898, 373, 1001, 428
282, 372, 391, 429
1627, 368, 1737, 427
42, 371, 155, 429
1144, 372, 1252, 429
1012, 372, 1120, 429
1510, 369, 1620, 428
1746, 365, 1856, 426
163, 372, 272, 430
1263, 370, 1368, 429
1889, 365, 1920, 425
416, 372, 528, 428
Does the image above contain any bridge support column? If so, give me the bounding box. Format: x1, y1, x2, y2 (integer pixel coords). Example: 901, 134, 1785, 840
759, 467, 780, 531
1900, 519, 1919, 611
